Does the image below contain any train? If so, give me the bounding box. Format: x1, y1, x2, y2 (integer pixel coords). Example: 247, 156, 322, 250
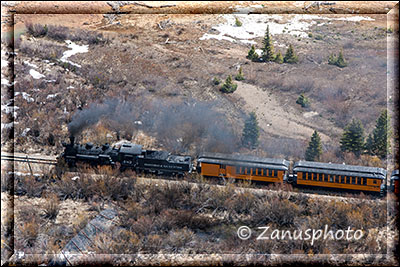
61, 137, 398, 197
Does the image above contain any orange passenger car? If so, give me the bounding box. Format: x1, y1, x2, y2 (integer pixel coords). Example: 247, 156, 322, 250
293, 161, 387, 194
197, 152, 290, 183
390, 170, 399, 195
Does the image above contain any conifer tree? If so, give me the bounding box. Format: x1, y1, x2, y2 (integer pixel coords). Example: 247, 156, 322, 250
261, 25, 275, 62
242, 112, 260, 149
220, 75, 238, 93
274, 51, 283, 64
247, 45, 259, 62
235, 67, 245, 81
283, 44, 298, 64
365, 109, 391, 158
340, 119, 365, 157
305, 130, 322, 161
335, 50, 347, 68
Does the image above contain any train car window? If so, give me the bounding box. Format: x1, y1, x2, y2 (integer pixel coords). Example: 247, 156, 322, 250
263, 169, 267, 176
273, 170, 278, 177
236, 166, 240, 174
246, 168, 251, 175
335, 175, 339, 183
373, 179, 377, 184
268, 169, 272, 177
329, 175, 333, 182
324, 174, 328, 182
318, 173, 322, 181
346, 176, 350, 184
351, 177, 356, 184
340, 176, 345, 183
362, 178, 367, 185
356, 177, 361, 185
221, 164, 226, 169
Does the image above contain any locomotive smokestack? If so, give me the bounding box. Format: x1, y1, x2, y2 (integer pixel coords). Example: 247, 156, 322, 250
69, 136, 75, 145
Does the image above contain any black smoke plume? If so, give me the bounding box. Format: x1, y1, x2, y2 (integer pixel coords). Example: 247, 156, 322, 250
68, 96, 239, 154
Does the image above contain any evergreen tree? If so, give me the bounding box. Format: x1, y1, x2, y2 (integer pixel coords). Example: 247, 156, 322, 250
261, 25, 275, 62
220, 75, 238, 93
247, 45, 259, 62
305, 130, 322, 161
235, 67, 245, 81
328, 50, 347, 68
365, 110, 391, 158
296, 93, 310, 108
242, 112, 260, 149
340, 119, 365, 157
335, 50, 347, 68
283, 44, 298, 64
274, 51, 283, 64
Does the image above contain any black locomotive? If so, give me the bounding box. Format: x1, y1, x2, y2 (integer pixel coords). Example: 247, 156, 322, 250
61, 137, 193, 176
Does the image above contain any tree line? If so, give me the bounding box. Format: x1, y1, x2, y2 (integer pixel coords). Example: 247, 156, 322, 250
305, 110, 391, 161
241, 109, 391, 163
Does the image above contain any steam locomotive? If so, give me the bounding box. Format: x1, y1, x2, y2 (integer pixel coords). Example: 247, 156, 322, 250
61, 137, 193, 176
61, 138, 398, 197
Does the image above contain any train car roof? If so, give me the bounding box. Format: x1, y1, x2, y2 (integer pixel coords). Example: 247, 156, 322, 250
198, 152, 289, 170
293, 160, 387, 179
118, 143, 143, 155
391, 169, 399, 180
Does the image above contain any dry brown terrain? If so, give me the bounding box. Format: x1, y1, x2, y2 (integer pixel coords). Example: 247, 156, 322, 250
1, 1, 399, 266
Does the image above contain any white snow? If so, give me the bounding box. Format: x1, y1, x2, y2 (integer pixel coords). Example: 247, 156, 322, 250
1, 105, 19, 114
46, 93, 59, 99
1, 78, 11, 86
200, 14, 375, 44
15, 92, 34, 103
60, 40, 89, 68
24, 61, 38, 68
67, 86, 75, 89
29, 69, 45, 79
134, 121, 142, 125
21, 128, 31, 137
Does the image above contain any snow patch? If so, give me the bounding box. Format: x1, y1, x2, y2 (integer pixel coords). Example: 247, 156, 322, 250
46, 93, 59, 99
15, 92, 34, 103
29, 69, 45, 79
200, 14, 375, 43
24, 61, 38, 68
60, 40, 89, 68
21, 128, 31, 137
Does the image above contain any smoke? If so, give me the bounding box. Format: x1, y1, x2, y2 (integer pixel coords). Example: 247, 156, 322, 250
68, 96, 239, 153
68, 99, 119, 137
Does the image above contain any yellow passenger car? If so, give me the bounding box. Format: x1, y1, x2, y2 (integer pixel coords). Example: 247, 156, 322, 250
197, 152, 289, 183
293, 161, 387, 194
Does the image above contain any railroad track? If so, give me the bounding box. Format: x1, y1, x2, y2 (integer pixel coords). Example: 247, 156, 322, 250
1, 154, 57, 165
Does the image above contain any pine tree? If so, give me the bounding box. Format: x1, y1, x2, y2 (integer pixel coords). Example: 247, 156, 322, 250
305, 130, 322, 161
247, 45, 259, 62
242, 112, 260, 149
235, 67, 245, 81
366, 110, 391, 158
261, 25, 275, 62
335, 50, 347, 68
340, 119, 365, 157
283, 44, 298, 64
220, 75, 238, 93
274, 51, 283, 64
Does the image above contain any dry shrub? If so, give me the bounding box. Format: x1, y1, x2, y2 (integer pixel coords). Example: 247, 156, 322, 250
251, 198, 301, 227
16, 220, 39, 248
155, 209, 215, 231
16, 175, 45, 197
41, 192, 60, 220
164, 227, 195, 253
91, 228, 141, 254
